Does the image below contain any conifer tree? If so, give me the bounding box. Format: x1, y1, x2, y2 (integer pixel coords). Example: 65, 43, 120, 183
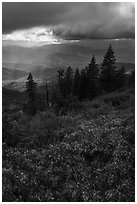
100, 44, 116, 92
87, 55, 99, 100
57, 68, 65, 96
79, 69, 88, 101
25, 73, 37, 115
73, 68, 80, 97
46, 82, 49, 107
65, 66, 73, 96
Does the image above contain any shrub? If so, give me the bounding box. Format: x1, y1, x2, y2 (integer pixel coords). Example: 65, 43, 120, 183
2, 114, 21, 147
2, 87, 135, 202
28, 111, 63, 146
92, 102, 100, 109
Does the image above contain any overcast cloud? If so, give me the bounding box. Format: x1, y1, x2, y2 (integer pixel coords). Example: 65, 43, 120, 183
2, 2, 135, 40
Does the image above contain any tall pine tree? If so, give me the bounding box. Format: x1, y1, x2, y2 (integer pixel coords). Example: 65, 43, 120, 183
25, 73, 37, 115
79, 69, 88, 101
57, 68, 65, 96
64, 66, 73, 96
87, 55, 99, 100
100, 44, 116, 92
73, 68, 80, 97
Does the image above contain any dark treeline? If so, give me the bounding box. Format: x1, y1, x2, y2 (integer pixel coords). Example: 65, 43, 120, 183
24, 44, 135, 115
57, 44, 134, 100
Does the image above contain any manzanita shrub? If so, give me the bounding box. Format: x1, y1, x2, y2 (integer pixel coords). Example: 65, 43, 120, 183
3, 88, 135, 201
3, 107, 135, 201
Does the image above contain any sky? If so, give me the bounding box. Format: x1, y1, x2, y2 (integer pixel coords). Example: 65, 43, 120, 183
2, 2, 135, 47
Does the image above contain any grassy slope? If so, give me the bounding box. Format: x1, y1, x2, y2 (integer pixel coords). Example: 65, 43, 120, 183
2, 88, 135, 201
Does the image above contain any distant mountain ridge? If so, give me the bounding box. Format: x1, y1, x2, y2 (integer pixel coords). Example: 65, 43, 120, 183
98, 62, 135, 73
115, 62, 135, 72
3, 40, 134, 72
3, 62, 135, 80
2, 43, 91, 71
2, 67, 28, 80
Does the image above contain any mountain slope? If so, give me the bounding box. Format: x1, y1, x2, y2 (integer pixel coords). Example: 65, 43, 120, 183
3, 87, 135, 201
2, 43, 92, 71
3, 67, 28, 80
3, 39, 134, 72
115, 62, 135, 72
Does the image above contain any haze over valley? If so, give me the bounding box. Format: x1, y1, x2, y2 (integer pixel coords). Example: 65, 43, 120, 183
2, 39, 135, 90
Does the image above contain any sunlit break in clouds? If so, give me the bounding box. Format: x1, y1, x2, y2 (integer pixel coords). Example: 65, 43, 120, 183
2, 27, 79, 47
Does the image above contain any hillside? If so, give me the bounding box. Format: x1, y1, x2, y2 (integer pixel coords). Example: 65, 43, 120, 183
3, 39, 135, 72
2, 67, 28, 80
2, 2, 135, 202
2, 43, 91, 70
3, 87, 135, 201
115, 62, 135, 72
98, 62, 135, 73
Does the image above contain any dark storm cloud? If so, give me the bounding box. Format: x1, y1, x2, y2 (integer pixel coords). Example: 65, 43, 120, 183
2, 2, 135, 39
2, 2, 71, 33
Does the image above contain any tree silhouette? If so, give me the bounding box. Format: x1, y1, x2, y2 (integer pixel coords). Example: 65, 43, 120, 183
79, 69, 88, 101
25, 73, 37, 115
87, 55, 99, 100
46, 82, 49, 107
100, 44, 116, 92
73, 68, 80, 97
57, 68, 65, 96
65, 66, 73, 96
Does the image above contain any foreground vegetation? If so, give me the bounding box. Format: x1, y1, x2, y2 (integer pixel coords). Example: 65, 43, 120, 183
3, 87, 135, 201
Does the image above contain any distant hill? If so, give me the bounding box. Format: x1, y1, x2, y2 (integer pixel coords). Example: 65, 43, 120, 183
3, 67, 27, 80
2, 67, 59, 91
98, 62, 135, 73
115, 62, 135, 72
31, 67, 59, 82
3, 40, 134, 72
2, 43, 91, 71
